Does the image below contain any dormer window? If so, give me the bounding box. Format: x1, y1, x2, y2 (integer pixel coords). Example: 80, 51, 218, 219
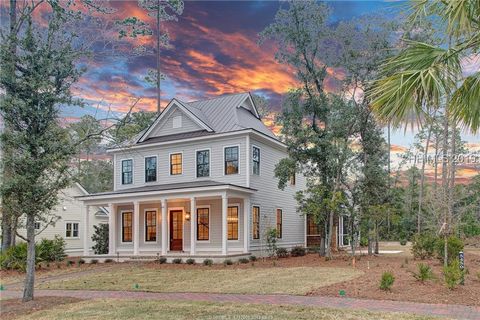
172, 115, 182, 128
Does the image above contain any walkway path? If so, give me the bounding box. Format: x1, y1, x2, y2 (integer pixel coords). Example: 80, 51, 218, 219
2, 289, 479, 319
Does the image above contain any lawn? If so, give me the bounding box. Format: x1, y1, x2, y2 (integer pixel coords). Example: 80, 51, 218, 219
39, 265, 363, 295
9, 299, 437, 320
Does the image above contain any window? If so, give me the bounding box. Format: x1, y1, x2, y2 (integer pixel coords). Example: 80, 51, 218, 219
65, 222, 79, 238
252, 206, 260, 240
252, 146, 260, 175
145, 210, 156, 242
122, 159, 133, 185
122, 211, 133, 242
170, 153, 182, 175
276, 209, 282, 238
34, 222, 41, 230
227, 206, 239, 240
307, 215, 320, 235
224, 146, 239, 175
197, 207, 209, 240
145, 156, 157, 182
196, 150, 210, 177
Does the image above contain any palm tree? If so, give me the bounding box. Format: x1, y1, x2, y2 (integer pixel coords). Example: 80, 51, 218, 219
369, 0, 480, 266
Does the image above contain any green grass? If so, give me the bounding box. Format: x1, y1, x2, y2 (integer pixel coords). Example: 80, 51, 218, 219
15, 299, 438, 320
39, 265, 363, 295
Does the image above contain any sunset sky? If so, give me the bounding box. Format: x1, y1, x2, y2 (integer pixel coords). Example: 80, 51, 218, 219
1, 0, 479, 180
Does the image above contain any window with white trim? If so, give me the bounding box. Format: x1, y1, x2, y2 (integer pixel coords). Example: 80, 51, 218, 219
225, 146, 239, 175
145, 156, 157, 182
196, 150, 210, 177
252, 146, 260, 175
65, 222, 79, 238
122, 159, 133, 184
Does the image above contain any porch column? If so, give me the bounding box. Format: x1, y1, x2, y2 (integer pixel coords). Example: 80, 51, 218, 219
190, 197, 196, 255
243, 197, 250, 253
161, 199, 167, 255
222, 193, 228, 255
133, 201, 140, 255
83, 205, 90, 256
108, 203, 116, 255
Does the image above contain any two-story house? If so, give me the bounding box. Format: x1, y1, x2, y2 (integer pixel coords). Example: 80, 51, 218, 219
79, 92, 307, 261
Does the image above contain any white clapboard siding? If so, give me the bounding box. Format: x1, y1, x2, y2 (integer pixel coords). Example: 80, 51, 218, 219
150, 108, 203, 137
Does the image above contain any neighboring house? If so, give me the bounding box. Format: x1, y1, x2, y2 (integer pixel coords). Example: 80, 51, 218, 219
78, 92, 309, 259
13, 183, 108, 256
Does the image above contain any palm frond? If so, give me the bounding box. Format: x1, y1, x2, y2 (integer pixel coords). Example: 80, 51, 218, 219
442, 0, 479, 39
450, 71, 480, 132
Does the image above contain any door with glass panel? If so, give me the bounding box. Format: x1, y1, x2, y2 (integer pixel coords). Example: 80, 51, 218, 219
169, 210, 183, 251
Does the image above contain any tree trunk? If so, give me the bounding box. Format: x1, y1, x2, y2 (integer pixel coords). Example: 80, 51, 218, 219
441, 114, 449, 267
433, 131, 440, 193
418, 122, 433, 233
374, 221, 379, 254
325, 210, 334, 259
23, 214, 36, 302
1, 216, 12, 252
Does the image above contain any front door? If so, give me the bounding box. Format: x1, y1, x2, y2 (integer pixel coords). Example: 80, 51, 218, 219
170, 210, 183, 251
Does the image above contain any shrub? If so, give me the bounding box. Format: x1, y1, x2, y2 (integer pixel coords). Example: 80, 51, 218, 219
203, 259, 213, 266
223, 259, 233, 266
411, 233, 437, 259
77, 259, 85, 266
104, 258, 113, 263
443, 259, 465, 290
276, 247, 289, 258
91, 224, 109, 255
249, 255, 257, 262
379, 271, 395, 291
436, 236, 464, 264
266, 228, 278, 257
307, 246, 319, 253
400, 239, 407, 246
290, 246, 306, 257
66, 260, 74, 266
186, 258, 195, 265
172, 258, 182, 264
238, 258, 249, 264
0, 243, 28, 271
412, 263, 434, 282
158, 257, 167, 264
90, 259, 98, 264
37, 236, 67, 262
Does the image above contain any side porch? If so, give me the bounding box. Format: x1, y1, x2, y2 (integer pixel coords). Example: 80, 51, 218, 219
79, 182, 255, 259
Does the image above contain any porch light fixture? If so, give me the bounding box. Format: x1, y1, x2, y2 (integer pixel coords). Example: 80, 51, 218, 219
185, 212, 191, 221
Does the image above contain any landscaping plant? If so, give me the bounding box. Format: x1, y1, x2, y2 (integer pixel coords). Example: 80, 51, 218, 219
290, 246, 306, 257
203, 259, 213, 266
379, 271, 395, 291
172, 258, 182, 264
91, 224, 109, 255
238, 258, 249, 264
276, 247, 289, 258
223, 259, 233, 266
411, 233, 437, 259
266, 228, 278, 257
412, 263, 434, 282
436, 236, 464, 264
186, 258, 195, 265
249, 255, 257, 262
443, 259, 465, 290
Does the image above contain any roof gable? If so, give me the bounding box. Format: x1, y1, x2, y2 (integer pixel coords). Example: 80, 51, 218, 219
138, 99, 213, 143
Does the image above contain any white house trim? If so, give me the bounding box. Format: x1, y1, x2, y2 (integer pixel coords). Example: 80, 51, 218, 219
64, 220, 80, 239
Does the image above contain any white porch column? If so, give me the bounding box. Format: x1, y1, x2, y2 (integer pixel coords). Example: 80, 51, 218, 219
133, 201, 140, 255
161, 199, 168, 255
190, 197, 196, 255
108, 203, 116, 255
83, 205, 90, 256
222, 193, 228, 255
243, 197, 250, 253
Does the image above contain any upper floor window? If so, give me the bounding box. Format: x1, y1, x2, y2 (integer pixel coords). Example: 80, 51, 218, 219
224, 146, 239, 175
276, 209, 282, 239
65, 222, 79, 238
252, 146, 260, 175
145, 156, 157, 182
196, 150, 210, 177
122, 159, 133, 185
197, 207, 209, 241
252, 206, 260, 240
170, 153, 182, 175
227, 206, 239, 240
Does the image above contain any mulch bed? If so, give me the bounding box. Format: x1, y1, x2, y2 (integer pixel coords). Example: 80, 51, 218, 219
0, 296, 84, 320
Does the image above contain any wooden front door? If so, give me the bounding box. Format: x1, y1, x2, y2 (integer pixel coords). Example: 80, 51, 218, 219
169, 210, 183, 251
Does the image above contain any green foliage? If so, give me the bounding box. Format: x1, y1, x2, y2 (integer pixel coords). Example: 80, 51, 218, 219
77, 259, 85, 266
185, 258, 195, 265
90, 259, 98, 264
157, 257, 167, 264
109, 111, 157, 145
412, 263, 434, 282
411, 233, 437, 259
203, 259, 213, 266
223, 259, 233, 266
0, 237, 66, 271
265, 228, 278, 257
290, 246, 306, 257
249, 255, 257, 262
104, 259, 113, 263
379, 271, 395, 291
66, 260, 74, 267
238, 258, 249, 264
172, 258, 182, 264
77, 160, 113, 194
443, 259, 465, 290
435, 236, 464, 264
276, 247, 289, 258
400, 239, 407, 246
91, 224, 109, 255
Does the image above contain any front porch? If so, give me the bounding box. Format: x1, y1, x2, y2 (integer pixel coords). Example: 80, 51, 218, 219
79, 182, 255, 258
